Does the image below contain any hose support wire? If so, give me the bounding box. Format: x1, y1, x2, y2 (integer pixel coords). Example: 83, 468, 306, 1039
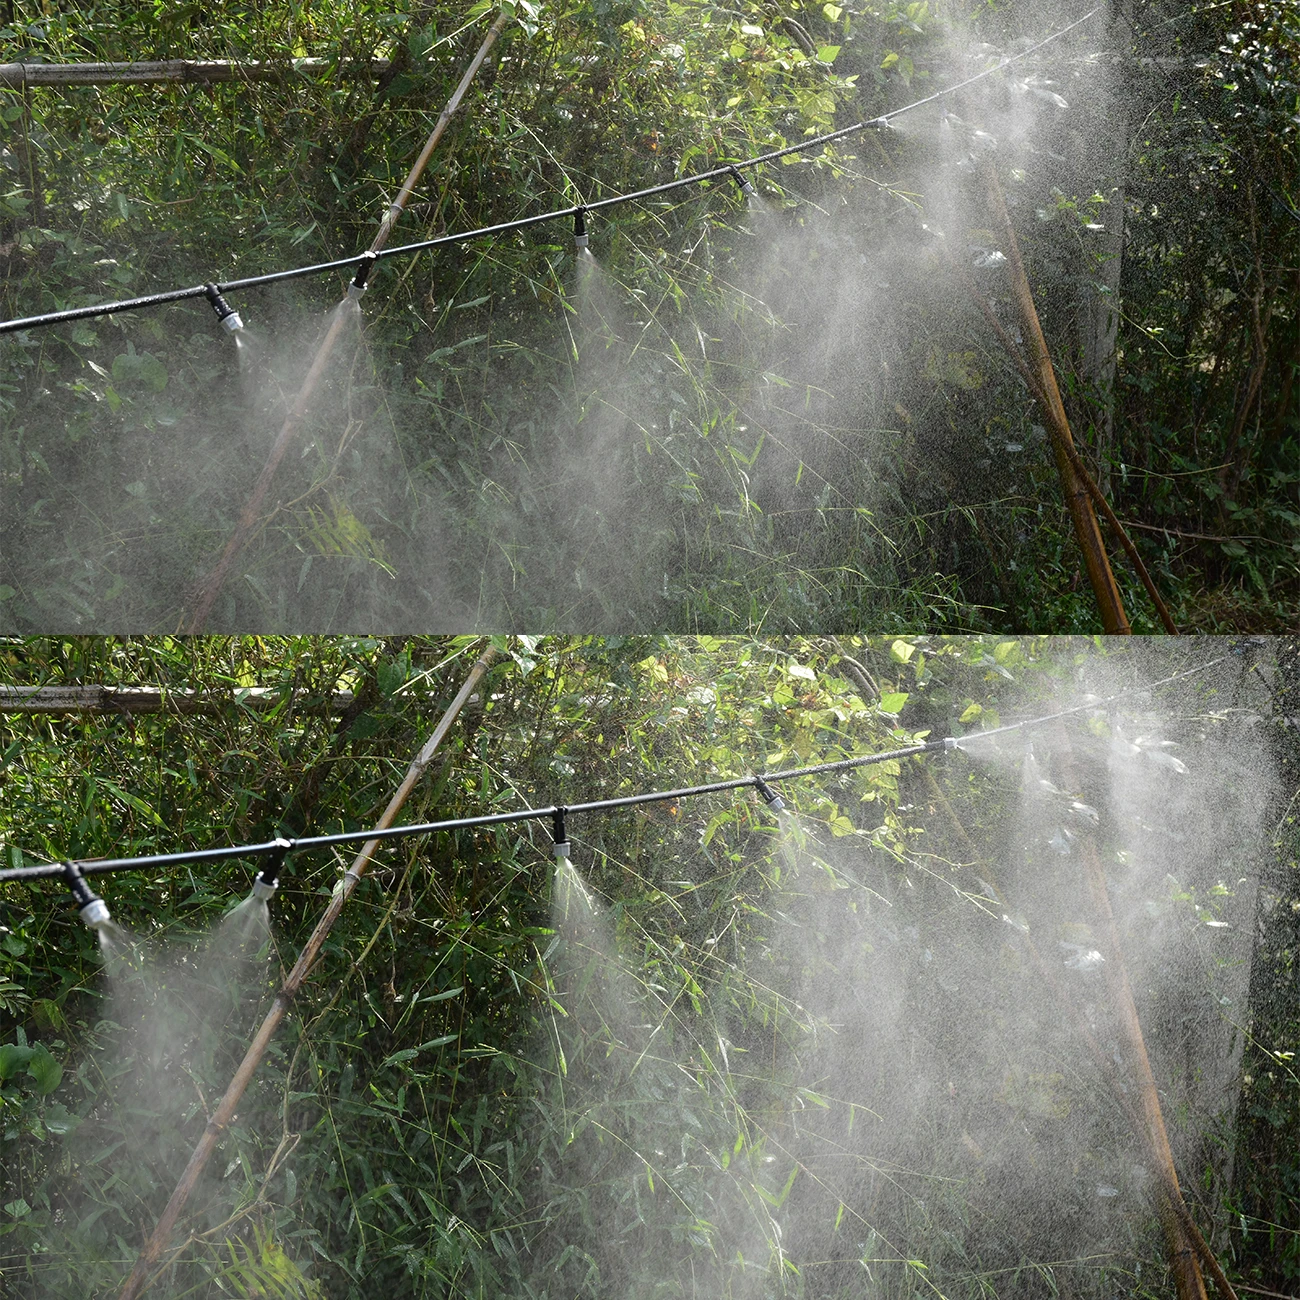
0, 7, 1099, 338
0, 647, 1225, 888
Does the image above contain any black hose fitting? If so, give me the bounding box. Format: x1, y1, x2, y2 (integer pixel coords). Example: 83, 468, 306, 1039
573, 208, 589, 250
253, 837, 292, 900
349, 250, 378, 298
728, 166, 758, 201
552, 807, 570, 860
204, 283, 244, 333
64, 862, 111, 928
754, 775, 786, 813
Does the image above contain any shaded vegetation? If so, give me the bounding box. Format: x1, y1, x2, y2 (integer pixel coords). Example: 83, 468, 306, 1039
0, 1, 1294, 629
0, 635, 1295, 1297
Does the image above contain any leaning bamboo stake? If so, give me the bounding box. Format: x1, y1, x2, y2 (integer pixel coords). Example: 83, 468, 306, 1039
980, 161, 1132, 634
116, 644, 497, 1300
921, 767, 1236, 1300
948, 252, 1179, 633
184, 8, 510, 632
1078, 832, 1208, 1299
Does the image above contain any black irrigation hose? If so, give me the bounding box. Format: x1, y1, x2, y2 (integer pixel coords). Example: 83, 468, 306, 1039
0, 650, 1228, 889
0, 7, 1100, 339
0, 739, 947, 885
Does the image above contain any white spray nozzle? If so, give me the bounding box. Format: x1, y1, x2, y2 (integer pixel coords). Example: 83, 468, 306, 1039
252, 877, 278, 901
553, 840, 572, 862
79, 898, 111, 929
221, 310, 245, 333
944, 736, 958, 750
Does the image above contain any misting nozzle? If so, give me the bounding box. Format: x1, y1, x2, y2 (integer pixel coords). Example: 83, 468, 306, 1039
728, 166, 758, 201
252, 836, 291, 900
349, 251, 377, 301
204, 283, 244, 334
552, 808, 571, 860
64, 862, 111, 929
754, 776, 786, 814
573, 209, 589, 250
866, 115, 893, 131
943, 736, 958, 750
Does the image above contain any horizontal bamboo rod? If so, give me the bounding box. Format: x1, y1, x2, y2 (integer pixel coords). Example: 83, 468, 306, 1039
0, 685, 355, 714
0, 58, 391, 90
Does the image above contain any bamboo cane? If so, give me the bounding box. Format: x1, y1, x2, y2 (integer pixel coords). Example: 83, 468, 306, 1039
0, 685, 356, 714
0, 58, 389, 89
921, 766, 1235, 1300
115, 645, 497, 1300
184, 10, 509, 632
947, 250, 1179, 633
980, 161, 1132, 634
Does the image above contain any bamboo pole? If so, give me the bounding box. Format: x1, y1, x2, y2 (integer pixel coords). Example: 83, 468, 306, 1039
921, 766, 1235, 1300
184, 9, 509, 632
1076, 831, 1208, 1300
0, 685, 354, 715
981, 161, 1132, 634
115, 644, 497, 1300
948, 250, 1178, 633
0, 58, 389, 89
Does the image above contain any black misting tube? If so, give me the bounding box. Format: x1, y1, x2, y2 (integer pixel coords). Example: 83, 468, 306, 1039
0, 648, 1227, 891
0, 738, 952, 885
0, 7, 1103, 340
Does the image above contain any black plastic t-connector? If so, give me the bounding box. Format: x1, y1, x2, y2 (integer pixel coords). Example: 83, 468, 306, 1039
552, 807, 571, 860
573, 209, 589, 250
204, 283, 244, 333
350, 251, 378, 296
64, 862, 111, 927
754, 775, 786, 813
253, 836, 292, 899
728, 166, 758, 200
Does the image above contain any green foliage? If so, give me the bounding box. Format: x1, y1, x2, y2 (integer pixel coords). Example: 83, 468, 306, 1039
0, 0, 1291, 629
2, 635, 1282, 1298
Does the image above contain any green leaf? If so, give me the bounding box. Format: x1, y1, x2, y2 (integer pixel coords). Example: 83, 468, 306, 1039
878, 692, 909, 714
110, 349, 168, 392
0, 1042, 34, 1081
889, 639, 915, 663
816, 45, 840, 62
27, 1044, 63, 1096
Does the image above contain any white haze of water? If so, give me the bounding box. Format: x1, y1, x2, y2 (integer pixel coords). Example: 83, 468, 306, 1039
533, 651, 1274, 1296
74, 890, 275, 1216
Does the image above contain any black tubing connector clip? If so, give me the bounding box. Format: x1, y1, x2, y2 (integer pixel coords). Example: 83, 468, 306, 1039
573, 208, 589, 250
552, 807, 571, 860
349, 250, 378, 298
64, 862, 111, 928
204, 283, 244, 333
253, 836, 292, 900
754, 775, 786, 813
728, 166, 758, 201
